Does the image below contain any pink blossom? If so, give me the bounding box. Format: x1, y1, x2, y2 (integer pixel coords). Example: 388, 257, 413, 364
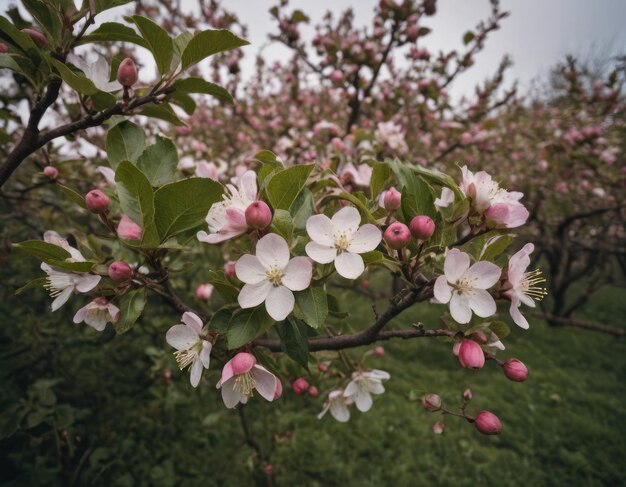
216, 352, 279, 408
117, 215, 142, 240
73, 297, 120, 331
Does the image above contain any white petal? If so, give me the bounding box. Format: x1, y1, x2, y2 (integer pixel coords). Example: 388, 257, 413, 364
190, 359, 203, 387
238, 170, 258, 201
51, 287, 73, 311
306, 214, 335, 246
368, 369, 391, 380
509, 299, 530, 329
265, 286, 294, 321
331, 206, 361, 235
75, 274, 101, 293
73, 306, 87, 324
221, 379, 243, 408
450, 293, 472, 324
256, 233, 290, 269
344, 380, 358, 397
235, 255, 268, 284
354, 391, 373, 412
347, 224, 382, 254
334, 252, 364, 279
330, 402, 351, 422
182, 312, 203, 333
281, 257, 312, 291
166, 324, 199, 350
199, 341, 212, 368
305, 241, 337, 264
465, 261, 501, 289
468, 289, 497, 318
238, 281, 272, 309
444, 249, 470, 283
252, 365, 278, 401
85, 313, 108, 331
433, 275, 452, 304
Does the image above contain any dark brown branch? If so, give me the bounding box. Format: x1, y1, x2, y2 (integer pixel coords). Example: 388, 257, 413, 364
537, 312, 625, 337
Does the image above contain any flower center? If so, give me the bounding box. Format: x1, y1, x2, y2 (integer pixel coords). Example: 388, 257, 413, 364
266, 266, 284, 286
333, 232, 351, 252
452, 277, 475, 295
521, 269, 547, 300
234, 372, 256, 397
173, 348, 198, 370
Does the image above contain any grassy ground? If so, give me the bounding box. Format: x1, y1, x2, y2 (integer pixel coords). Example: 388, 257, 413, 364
1, 256, 625, 486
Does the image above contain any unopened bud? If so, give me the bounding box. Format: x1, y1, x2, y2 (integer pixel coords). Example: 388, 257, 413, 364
472, 331, 487, 344
409, 215, 435, 240
85, 189, 109, 213
422, 393, 442, 412
108, 261, 132, 282
245, 200, 272, 229
382, 187, 401, 211
372, 346, 385, 357
463, 388, 473, 400
292, 377, 309, 395
231, 352, 256, 375
22, 28, 48, 47
502, 358, 528, 382
330, 70, 344, 82
474, 410, 502, 435
195, 283, 214, 300
224, 261, 237, 279
384, 222, 411, 250
458, 339, 485, 369
117, 57, 138, 87
117, 214, 142, 240
307, 386, 319, 397
274, 378, 283, 400
43, 166, 58, 180
432, 420, 445, 434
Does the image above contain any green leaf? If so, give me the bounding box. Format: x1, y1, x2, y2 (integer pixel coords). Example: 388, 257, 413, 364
208, 307, 232, 333
15, 277, 47, 295
181, 29, 249, 70
295, 286, 328, 329
463, 31, 475, 45
106, 121, 145, 169
136, 135, 178, 187
154, 177, 222, 240
276, 317, 310, 369
139, 103, 185, 126
114, 289, 146, 334
412, 164, 464, 200
488, 321, 511, 340
130, 16, 173, 76
270, 209, 293, 243
266, 164, 314, 210
81, 0, 134, 15
401, 173, 436, 220
168, 91, 196, 115
227, 307, 273, 349
207, 271, 239, 303
115, 161, 159, 246
0, 16, 40, 55
13, 240, 70, 262
77, 22, 148, 48
171, 77, 234, 104
173, 32, 193, 56
56, 185, 87, 209
50, 58, 117, 110
290, 188, 314, 230
46, 260, 94, 273
22, 0, 62, 46
370, 162, 392, 199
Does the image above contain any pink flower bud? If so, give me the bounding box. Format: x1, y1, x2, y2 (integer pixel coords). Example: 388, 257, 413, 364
330, 70, 344, 82
384, 222, 411, 250
472, 331, 487, 344
422, 393, 442, 412
432, 420, 445, 435
22, 28, 48, 47
85, 189, 109, 213
292, 377, 309, 395
463, 388, 473, 400
177, 126, 192, 135
245, 201, 272, 229
0, 43, 8, 53
43, 166, 58, 180
231, 352, 256, 375
474, 410, 502, 435
307, 386, 319, 397
409, 215, 435, 240
108, 261, 133, 281
317, 362, 329, 372
117, 215, 142, 240
502, 358, 528, 382
274, 378, 283, 400
224, 261, 237, 279
383, 187, 401, 211
458, 339, 485, 369
195, 283, 214, 300
117, 57, 138, 87
372, 346, 385, 357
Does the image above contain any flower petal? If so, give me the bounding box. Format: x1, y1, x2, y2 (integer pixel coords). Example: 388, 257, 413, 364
238, 170, 258, 201
238, 281, 272, 309
235, 254, 268, 284
73, 306, 87, 324
221, 379, 243, 408
450, 293, 472, 324
444, 249, 470, 283
331, 206, 361, 235
182, 311, 203, 333
465, 261, 501, 289
252, 365, 278, 401
509, 299, 530, 329
166, 324, 199, 350
265, 285, 294, 321
75, 274, 101, 293
354, 391, 373, 412
347, 224, 382, 254
334, 252, 364, 279
433, 275, 452, 303
256, 233, 290, 269
330, 402, 350, 422
199, 341, 212, 368
306, 214, 334, 246
305, 241, 337, 264
468, 289, 497, 318
51, 287, 73, 312
190, 359, 203, 387
281, 257, 312, 291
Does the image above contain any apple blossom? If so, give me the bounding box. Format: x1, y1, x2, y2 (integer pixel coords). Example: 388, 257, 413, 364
117, 215, 142, 240
116, 57, 138, 87
195, 160, 227, 180
67, 54, 122, 92
236, 233, 312, 321
458, 339, 485, 369
502, 358, 528, 382
463, 388, 473, 400
344, 369, 390, 412
73, 297, 120, 331
197, 170, 257, 244
166, 312, 212, 388
502, 243, 546, 329
339, 162, 372, 188
379, 187, 401, 211
384, 222, 411, 250
474, 410, 502, 435
318, 389, 353, 423
432, 420, 445, 435
305, 206, 381, 279
216, 352, 279, 408
0, 42, 8, 53
434, 248, 500, 324
434, 187, 455, 208
409, 215, 435, 240
85, 189, 109, 213
375, 121, 408, 153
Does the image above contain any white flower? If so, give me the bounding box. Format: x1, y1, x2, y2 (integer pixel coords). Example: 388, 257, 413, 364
435, 187, 455, 208
343, 369, 390, 412
236, 233, 312, 321
73, 297, 120, 331
96, 166, 116, 186
502, 243, 546, 329
195, 160, 227, 180
305, 206, 381, 279
197, 170, 257, 244
339, 162, 373, 188
41, 231, 101, 311
434, 248, 501, 324
165, 312, 212, 388
67, 53, 122, 92
375, 121, 408, 153
216, 352, 279, 408
318, 389, 353, 422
